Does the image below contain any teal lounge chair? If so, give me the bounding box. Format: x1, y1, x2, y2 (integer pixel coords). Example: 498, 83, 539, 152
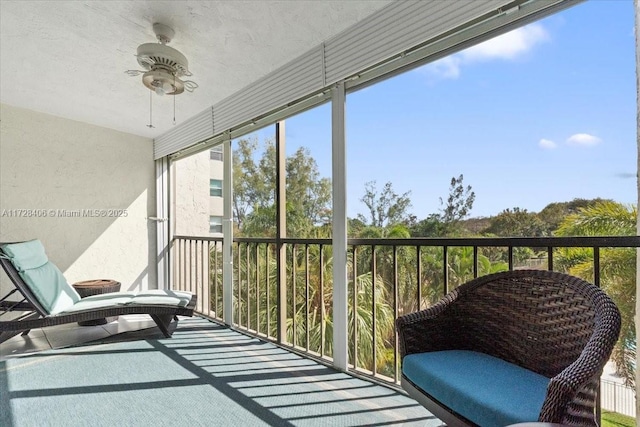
0, 240, 196, 343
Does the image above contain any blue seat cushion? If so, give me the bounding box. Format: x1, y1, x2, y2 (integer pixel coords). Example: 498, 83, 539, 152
402, 350, 550, 427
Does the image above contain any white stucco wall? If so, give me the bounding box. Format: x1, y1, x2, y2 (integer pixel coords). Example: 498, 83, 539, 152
0, 103, 157, 293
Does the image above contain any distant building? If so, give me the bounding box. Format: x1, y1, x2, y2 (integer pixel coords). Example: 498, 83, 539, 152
173, 145, 224, 237
208, 146, 224, 235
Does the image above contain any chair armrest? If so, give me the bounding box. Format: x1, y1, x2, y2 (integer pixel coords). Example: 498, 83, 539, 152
396, 292, 462, 357
539, 296, 621, 423
539, 359, 600, 424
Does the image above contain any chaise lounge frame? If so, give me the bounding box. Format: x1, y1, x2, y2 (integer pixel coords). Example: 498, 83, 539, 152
0, 245, 196, 344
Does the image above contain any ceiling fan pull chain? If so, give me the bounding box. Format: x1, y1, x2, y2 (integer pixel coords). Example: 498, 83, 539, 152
147, 90, 154, 128
173, 74, 176, 125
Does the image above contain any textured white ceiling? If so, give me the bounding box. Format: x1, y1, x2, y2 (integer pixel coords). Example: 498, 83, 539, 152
0, 0, 391, 139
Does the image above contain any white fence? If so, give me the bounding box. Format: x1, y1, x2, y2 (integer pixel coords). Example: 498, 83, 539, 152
601, 379, 636, 418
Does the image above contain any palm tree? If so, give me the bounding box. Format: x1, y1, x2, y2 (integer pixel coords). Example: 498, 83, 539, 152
555, 201, 637, 387
228, 234, 396, 373
446, 246, 508, 288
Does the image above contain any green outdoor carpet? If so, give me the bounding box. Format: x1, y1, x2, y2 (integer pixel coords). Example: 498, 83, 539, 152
0, 317, 436, 427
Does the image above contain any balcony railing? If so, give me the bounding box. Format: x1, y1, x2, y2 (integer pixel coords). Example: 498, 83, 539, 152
601, 378, 636, 418
173, 237, 224, 319
172, 235, 638, 417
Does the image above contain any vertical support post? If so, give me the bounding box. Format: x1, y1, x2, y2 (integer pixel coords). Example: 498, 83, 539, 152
352, 246, 358, 368
169, 159, 178, 291
222, 138, 234, 326
332, 81, 348, 371
276, 121, 287, 344
155, 157, 170, 290
593, 242, 602, 426
416, 245, 422, 310
443, 246, 449, 296
634, 0, 640, 417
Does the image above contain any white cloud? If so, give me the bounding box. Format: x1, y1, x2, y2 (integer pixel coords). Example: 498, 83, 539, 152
421, 23, 549, 80
566, 133, 602, 146
539, 138, 557, 149
462, 24, 549, 62
427, 56, 462, 79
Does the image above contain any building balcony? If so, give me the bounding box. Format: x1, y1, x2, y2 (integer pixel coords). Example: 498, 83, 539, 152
1, 235, 637, 425
1, 1, 637, 425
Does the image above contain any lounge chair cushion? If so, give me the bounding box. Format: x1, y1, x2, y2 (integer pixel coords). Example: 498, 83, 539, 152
1, 240, 81, 315
132, 290, 193, 307
60, 290, 194, 314
79, 290, 193, 306
61, 295, 134, 312
402, 350, 550, 427
1, 239, 49, 270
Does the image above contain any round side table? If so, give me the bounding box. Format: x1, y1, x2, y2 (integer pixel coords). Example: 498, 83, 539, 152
72, 279, 121, 326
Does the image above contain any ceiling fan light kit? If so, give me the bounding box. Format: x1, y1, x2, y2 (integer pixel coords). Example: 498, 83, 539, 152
142, 69, 184, 95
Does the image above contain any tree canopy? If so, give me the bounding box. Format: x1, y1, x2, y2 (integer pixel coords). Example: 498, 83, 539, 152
484, 207, 548, 237
357, 181, 412, 228
233, 137, 331, 237
410, 174, 475, 237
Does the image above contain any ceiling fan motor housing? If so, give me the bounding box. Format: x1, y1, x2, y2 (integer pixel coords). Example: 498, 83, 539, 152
136, 43, 191, 77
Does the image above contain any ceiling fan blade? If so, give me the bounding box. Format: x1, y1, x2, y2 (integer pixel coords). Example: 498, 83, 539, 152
183, 80, 198, 92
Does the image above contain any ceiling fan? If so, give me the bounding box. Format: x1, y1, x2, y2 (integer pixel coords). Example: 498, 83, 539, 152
125, 23, 198, 96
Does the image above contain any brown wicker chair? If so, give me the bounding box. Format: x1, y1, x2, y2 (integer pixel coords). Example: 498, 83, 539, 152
396, 269, 621, 427
0, 241, 196, 344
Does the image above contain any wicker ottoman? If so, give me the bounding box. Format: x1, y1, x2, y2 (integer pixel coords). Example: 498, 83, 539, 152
72, 279, 121, 326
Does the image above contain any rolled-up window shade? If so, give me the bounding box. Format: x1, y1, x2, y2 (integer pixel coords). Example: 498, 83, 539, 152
154, 0, 576, 160
154, 107, 214, 159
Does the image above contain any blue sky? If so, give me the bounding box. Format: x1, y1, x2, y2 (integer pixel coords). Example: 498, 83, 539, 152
247, 0, 636, 220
